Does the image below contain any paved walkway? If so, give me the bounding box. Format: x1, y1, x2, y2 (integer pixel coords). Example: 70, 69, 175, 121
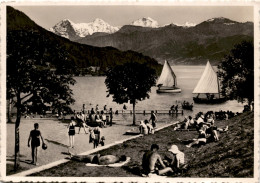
7, 115, 181, 177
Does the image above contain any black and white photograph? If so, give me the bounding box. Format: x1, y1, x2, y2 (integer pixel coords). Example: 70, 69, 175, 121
1, 1, 259, 182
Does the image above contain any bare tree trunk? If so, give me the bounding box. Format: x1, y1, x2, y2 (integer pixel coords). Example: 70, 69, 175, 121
14, 94, 21, 170
7, 99, 12, 123
133, 100, 136, 126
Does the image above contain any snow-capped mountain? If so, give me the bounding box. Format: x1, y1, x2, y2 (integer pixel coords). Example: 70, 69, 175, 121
164, 22, 196, 27
50, 18, 120, 40
130, 17, 159, 28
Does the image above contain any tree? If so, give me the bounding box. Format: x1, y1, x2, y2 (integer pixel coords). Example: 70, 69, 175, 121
7, 30, 76, 170
105, 62, 157, 125
218, 40, 254, 105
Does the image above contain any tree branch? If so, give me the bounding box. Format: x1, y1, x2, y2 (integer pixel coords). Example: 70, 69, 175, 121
21, 92, 33, 101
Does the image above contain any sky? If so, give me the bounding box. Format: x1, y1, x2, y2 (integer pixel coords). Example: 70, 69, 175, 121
12, 5, 253, 29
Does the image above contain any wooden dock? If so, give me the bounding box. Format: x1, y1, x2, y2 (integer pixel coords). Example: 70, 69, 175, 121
82, 109, 184, 115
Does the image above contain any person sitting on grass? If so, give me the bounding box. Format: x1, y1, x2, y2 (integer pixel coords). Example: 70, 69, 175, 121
144, 120, 154, 134
164, 145, 187, 174
139, 120, 148, 135
142, 144, 172, 176
174, 116, 190, 130
69, 153, 127, 165
28, 123, 45, 165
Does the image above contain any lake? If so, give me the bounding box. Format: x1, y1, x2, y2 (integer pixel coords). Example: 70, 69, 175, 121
70, 65, 244, 117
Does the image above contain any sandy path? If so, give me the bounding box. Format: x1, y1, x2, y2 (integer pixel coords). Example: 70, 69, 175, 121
7, 114, 180, 171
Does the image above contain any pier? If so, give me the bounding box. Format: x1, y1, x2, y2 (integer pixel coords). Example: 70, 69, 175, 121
83, 109, 184, 115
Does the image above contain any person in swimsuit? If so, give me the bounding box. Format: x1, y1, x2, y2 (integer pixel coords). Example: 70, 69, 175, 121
142, 144, 171, 175
149, 111, 157, 128
69, 153, 127, 165
28, 123, 44, 165
89, 127, 103, 148
68, 117, 76, 149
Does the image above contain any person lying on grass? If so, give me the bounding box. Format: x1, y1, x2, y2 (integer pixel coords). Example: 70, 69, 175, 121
142, 144, 173, 176
174, 116, 191, 130
197, 122, 229, 142
186, 129, 207, 148
69, 153, 127, 165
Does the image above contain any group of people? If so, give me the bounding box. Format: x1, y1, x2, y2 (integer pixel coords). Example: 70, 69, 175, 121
68, 116, 106, 150
175, 111, 228, 148
139, 111, 157, 135
67, 143, 187, 177
142, 144, 187, 176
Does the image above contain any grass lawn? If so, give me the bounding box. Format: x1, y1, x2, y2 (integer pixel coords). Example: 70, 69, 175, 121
31, 112, 254, 177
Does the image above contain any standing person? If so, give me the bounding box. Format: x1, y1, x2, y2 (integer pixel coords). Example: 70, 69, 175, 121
149, 111, 157, 128
103, 105, 107, 113
109, 108, 113, 126
89, 126, 103, 148
175, 105, 178, 113
78, 112, 88, 134
96, 104, 99, 113
82, 104, 86, 113
28, 123, 45, 165
100, 110, 107, 127
123, 104, 127, 113
67, 117, 76, 149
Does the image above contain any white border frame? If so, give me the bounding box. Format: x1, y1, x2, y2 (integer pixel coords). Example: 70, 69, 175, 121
0, 1, 259, 182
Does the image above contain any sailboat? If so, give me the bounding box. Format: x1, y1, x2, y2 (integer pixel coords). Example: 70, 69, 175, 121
156, 60, 181, 93
192, 61, 226, 104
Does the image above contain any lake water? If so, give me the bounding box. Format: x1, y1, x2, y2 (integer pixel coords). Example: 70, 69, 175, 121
70, 65, 243, 117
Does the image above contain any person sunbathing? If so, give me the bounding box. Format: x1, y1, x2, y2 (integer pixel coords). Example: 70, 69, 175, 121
186, 129, 207, 148
69, 153, 127, 165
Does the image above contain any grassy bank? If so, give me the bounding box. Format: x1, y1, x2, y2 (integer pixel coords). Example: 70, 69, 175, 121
31, 112, 254, 177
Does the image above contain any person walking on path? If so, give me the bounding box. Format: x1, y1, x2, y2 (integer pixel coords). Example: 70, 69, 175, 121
109, 108, 113, 126
149, 111, 157, 128
78, 112, 88, 134
67, 117, 76, 150
28, 123, 45, 165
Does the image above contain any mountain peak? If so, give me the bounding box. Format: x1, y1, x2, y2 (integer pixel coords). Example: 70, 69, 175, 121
50, 18, 119, 40
93, 18, 106, 24
131, 17, 159, 28
206, 17, 237, 24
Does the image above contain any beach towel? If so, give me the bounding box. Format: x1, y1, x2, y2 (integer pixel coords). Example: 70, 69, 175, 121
85, 157, 131, 167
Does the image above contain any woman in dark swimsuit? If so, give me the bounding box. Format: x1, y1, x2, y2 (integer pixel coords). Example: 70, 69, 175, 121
28, 123, 44, 165
68, 117, 76, 149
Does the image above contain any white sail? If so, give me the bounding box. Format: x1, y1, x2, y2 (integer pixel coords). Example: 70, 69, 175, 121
157, 60, 177, 87
193, 61, 219, 94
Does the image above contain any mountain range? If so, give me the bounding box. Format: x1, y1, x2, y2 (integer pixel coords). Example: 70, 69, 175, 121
51, 17, 253, 65
7, 6, 162, 76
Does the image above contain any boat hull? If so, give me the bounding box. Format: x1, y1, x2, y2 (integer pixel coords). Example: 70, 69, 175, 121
193, 97, 226, 104
182, 104, 193, 110
157, 87, 181, 93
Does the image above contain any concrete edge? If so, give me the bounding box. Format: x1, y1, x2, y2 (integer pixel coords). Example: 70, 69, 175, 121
10, 121, 178, 177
